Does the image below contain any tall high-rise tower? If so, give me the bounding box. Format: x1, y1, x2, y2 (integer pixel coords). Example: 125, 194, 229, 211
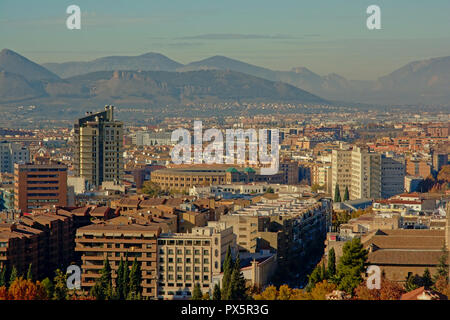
73, 105, 123, 188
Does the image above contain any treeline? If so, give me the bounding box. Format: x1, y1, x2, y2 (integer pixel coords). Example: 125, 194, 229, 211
192, 247, 249, 300
0, 254, 144, 300
0, 264, 91, 300
254, 239, 450, 300
90, 256, 144, 300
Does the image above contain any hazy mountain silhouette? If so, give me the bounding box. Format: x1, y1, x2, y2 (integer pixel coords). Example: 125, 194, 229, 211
0, 50, 325, 106
0, 49, 60, 81
3, 48, 450, 106
43, 52, 183, 78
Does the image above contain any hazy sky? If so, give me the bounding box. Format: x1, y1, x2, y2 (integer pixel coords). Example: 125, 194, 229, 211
1, 0, 450, 80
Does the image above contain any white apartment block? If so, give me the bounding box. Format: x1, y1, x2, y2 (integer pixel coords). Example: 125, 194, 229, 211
157, 223, 236, 299
331, 146, 352, 200
332, 145, 405, 201
0, 141, 29, 173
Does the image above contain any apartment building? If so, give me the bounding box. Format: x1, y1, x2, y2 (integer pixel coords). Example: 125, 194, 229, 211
432, 151, 448, 172
0, 141, 29, 173
219, 214, 263, 253
14, 161, 68, 213
157, 223, 236, 299
75, 223, 161, 298
380, 154, 406, 199
73, 105, 123, 188
133, 131, 174, 146
219, 194, 331, 271
0, 210, 76, 279
311, 163, 332, 193
351, 146, 381, 200
331, 145, 352, 199
280, 160, 299, 185
406, 159, 431, 179
333, 145, 405, 201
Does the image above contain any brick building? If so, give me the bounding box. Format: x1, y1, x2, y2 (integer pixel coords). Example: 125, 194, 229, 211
75, 223, 161, 298
14, 161, 68, 213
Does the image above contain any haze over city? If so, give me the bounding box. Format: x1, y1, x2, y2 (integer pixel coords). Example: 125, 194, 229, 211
0, 0, 449, 310
1, 0, 450, 79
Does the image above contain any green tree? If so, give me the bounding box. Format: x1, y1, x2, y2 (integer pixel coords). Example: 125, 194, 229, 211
212, 283, 221, 300
229, 255, 247, 300
435, 245, 448, 281
343, 186, 349, 201
116, 257, 125, 299
141, 181, 164, 197
422, 268, 433, 288
334, 184, 341, 203
90, 282, 105, 300
335, 238, 368, 294
101, 257, 113, 299
311, 184, 325, 193
91, 257, 114, 300
192, 283, 202, 300
9, 266, 18, 287
327, 248, 337, 279
221, 246, 233, 300
307, 263, 326, 291
122, 255, 130, 299
41, 277, 54, 298
53, 269, 68, 300
26, 263, 33, 281
0, 265, 6, 287
128, 257, 142, 299
404, 272, 421, 292
321, 262, 327, 280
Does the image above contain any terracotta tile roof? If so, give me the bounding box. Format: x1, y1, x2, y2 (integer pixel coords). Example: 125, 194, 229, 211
165, 198, 186, 207
368, 250, 442, 265
365, 235, 444, 249
70, 206, 91, 215
401, 287, 447, 300
119, 198, 141, 206
90, 206, 113, 217
140, 198, 166, 206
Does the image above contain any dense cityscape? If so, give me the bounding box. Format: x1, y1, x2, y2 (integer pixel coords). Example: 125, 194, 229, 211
0, 103, 448, 301
1, 1, 450, 313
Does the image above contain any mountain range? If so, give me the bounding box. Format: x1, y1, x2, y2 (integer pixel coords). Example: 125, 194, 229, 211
0, 49, 324, 107
2, 48, 450, 107
42, 52, 450, 106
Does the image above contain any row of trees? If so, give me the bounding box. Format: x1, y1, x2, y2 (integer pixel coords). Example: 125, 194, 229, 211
306, 239, 368, 294
1, 255, 146, 300
0, 264, 88, 300
334, 184, 349, 203
256, 238, 450, 300
90, 256, 143, 300
192, 247, 248, 300
0, 264, 36, 287
331, 209, 370, 230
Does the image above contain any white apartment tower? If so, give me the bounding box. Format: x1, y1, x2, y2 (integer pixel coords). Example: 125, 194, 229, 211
331, 144, 352, 200
332, 144, 405, 201
73, 106, 123, 188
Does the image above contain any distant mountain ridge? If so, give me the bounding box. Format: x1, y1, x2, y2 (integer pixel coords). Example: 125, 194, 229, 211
43, 52, 183, 78
3, 48, 450, 106
0, 49, 325, 106
0, 49, 60, 81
